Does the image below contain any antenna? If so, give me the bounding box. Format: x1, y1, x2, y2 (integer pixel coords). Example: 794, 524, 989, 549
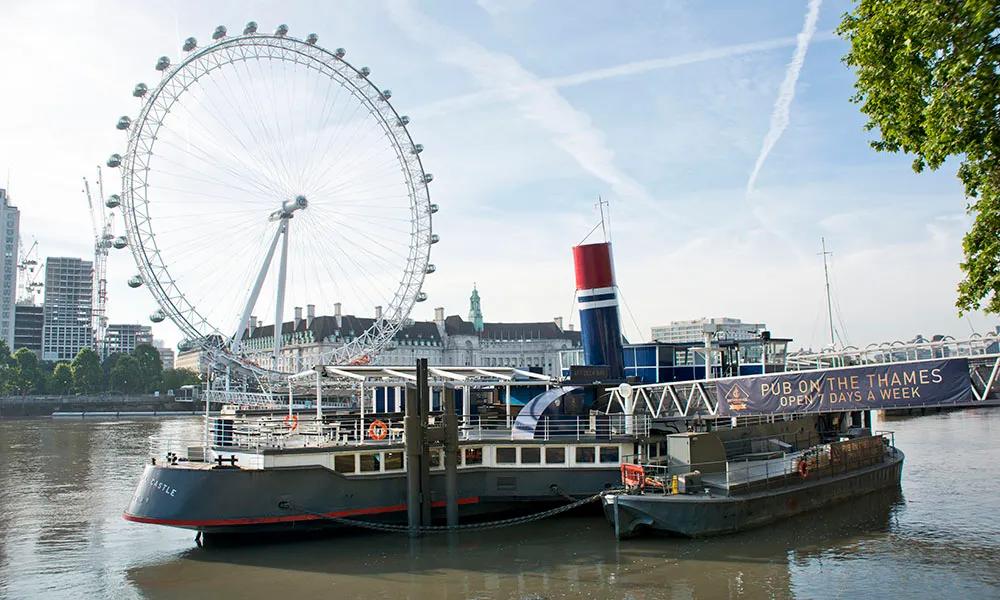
596, 196, 610, 242
819, 237, 835, 347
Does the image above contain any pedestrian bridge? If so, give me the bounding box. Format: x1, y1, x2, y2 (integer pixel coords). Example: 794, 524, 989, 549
608, 334, 1000, 419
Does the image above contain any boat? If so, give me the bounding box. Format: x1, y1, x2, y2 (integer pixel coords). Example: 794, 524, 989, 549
124, 373, 655, 534
601, 425, 903, 538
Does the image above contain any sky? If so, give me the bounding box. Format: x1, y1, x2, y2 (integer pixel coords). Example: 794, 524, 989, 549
0, 0, 996, 353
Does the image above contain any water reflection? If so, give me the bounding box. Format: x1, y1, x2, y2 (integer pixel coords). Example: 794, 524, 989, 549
124, 489, 903, 599
1, 411, 999, 599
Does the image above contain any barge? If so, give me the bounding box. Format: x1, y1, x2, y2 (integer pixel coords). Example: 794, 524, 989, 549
602, 429, 903, 538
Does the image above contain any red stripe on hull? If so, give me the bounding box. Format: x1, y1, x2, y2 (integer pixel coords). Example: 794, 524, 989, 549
123, 496, 480, 528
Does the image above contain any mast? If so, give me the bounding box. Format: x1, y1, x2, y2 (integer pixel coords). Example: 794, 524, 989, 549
820, 237, 835, 347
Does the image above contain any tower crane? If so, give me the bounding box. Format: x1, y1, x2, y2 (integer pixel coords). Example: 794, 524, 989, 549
83, 166, 115, 359
16, 238, 43, 305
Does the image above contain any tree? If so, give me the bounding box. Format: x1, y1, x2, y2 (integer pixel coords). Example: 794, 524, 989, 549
101, 352, 123, 389
0, 340, 14, 368
71, 347, 103, 393
160, 368, 201, 393
838, 1, 1000, 313
133, 344, 163, 393
11, 348, 43, 394
50, 363, 74, 395
109, 355, 144, 394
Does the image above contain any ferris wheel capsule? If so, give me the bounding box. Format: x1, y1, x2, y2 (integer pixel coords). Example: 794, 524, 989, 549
429, 203, 439, 214
150, 309, 166, 323
397, 115, 410, 126
212, 26, 227, 40
422, 173, 433, 183
335, 48, 346, 58
177, 339, 193, 351
416, 292, 428, 302
306, 33, 318, 44
411, 144, 423, 155
155, 56, 171, 71
113, 236, 128, 249
116, 116, 131, 130
133, 83, 148, 97
358, 67, 370, 78
183, 37, 197, 52
243, 21, 258, 35
275, 24, 288, 37
430, 234, 440, 244
425, 264, 436, 274
106, 154, 122, 168
128, 275, 143, 288
105, 194, 121, 208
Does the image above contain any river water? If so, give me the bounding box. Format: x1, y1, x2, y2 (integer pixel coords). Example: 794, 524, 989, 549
0, 410, 998, 599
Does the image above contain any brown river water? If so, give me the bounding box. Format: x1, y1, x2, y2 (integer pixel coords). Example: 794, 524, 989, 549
1, 410, 998, 599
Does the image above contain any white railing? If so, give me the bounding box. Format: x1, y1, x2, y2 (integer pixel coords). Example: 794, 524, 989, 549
785, 333, 1000, 371
207, 413, 651, 451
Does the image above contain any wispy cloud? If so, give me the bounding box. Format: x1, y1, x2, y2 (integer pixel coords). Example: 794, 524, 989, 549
415, 32, 835, 120
745, 0, 823, 197
386, 0, 667, 219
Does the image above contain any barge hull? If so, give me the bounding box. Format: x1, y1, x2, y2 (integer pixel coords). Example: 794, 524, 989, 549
604, 451, 904, 538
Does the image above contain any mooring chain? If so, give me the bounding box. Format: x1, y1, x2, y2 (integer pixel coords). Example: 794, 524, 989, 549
278, 492, 606, 534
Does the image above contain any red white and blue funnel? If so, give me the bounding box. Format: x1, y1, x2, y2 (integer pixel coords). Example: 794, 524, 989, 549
573, 242, 624, 379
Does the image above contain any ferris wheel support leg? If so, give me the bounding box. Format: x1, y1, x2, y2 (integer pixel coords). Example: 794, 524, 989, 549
231, 221, 285, 355
272, 219, 290, 372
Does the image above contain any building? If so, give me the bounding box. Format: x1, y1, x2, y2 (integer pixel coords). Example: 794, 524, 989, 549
106, 323, 153, 356
41, 257, 93, 361
651, 317, 766, 344
0, 189, 19, 349
13, 303, 43, 355
175, 347, 207, 375
153, 339, 175, 370
240, 288, 582, 377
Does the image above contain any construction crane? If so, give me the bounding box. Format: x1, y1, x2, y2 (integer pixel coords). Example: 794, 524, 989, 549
16, 238, 43, 305
83, 166, 115, 359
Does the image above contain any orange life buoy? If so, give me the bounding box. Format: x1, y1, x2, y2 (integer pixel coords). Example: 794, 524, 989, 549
368, 419, 389, 441
798, 459, 809, 478
284, 413, 299, 431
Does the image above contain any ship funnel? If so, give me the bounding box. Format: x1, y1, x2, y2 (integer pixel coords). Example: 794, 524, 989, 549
572, 242, 624, 379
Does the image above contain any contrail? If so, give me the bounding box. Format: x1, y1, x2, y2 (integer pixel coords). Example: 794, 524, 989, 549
745, 0, 822, 197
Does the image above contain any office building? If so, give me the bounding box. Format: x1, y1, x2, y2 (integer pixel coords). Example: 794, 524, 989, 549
41, 257, 93, 361
0, 189, 19, 349
13, 303, 43, 355
106, 323, 153, 356
651, 317, 766, 344
154, 339, 175, 370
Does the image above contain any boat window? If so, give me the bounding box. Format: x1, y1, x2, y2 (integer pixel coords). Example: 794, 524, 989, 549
600, 446, 620, 463
575, 446, 596, 464
496, 447, 517, 464
384, 451, 404, 471
333, 454, 356, 474
464, 447, 483, 466
360, 453, 381, 473
521, 447, 541, 464
545, 447, 566, 464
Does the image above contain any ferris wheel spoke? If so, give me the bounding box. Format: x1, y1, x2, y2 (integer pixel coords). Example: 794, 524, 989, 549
154, 134, 284, 200
299, 97, 369, 193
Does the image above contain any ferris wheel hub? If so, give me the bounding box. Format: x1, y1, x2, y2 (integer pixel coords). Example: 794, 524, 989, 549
269, 195, 308, 220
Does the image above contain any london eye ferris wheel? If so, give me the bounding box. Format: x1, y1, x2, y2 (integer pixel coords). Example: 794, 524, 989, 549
107, 22, 438, 378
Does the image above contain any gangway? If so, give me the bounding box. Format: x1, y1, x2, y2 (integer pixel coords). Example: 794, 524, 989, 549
608, 345, 1000, 420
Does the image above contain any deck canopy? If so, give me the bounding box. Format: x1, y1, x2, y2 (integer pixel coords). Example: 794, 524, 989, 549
289, 364, 552, 389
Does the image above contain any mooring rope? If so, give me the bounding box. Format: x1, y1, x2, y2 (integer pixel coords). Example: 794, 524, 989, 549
278, 492, 607, 534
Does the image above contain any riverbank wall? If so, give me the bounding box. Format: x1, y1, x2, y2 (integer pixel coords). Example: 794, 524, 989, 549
0, 395, 203, 418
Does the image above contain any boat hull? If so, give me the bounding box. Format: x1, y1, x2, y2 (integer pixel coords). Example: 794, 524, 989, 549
125, 462, 619, 534
603, 450, 904, 538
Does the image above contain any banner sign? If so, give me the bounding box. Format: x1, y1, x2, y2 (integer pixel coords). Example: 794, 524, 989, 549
716, 358, 973, 416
